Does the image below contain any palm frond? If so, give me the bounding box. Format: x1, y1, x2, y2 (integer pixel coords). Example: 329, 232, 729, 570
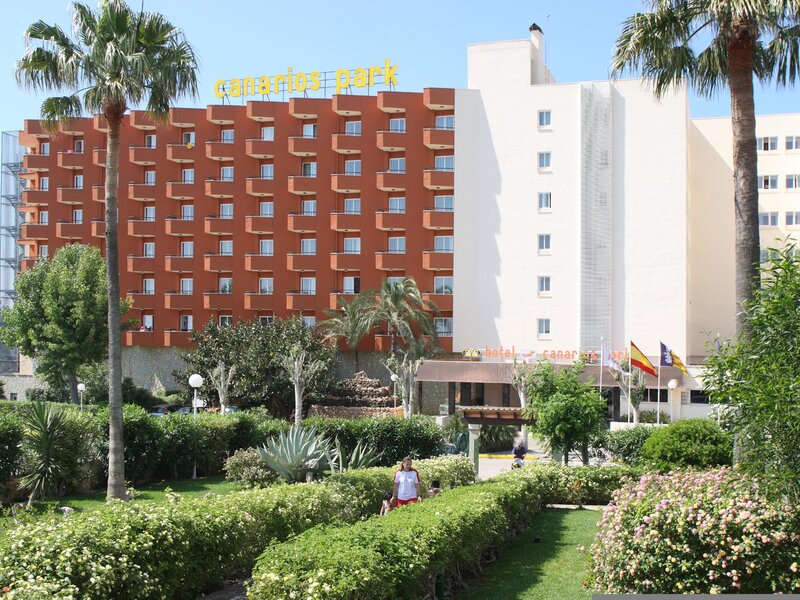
39, 95, 83, 132
766, 23, 800, 85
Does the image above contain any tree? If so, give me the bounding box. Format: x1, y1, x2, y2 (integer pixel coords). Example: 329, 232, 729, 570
208, 360, 235, 415
610, 359, 647, 424
280, 344, 330, 424
383, 340, 434, 417
365, 278, 436, 355
15, 0, 199, 499
318, 295, 373, 371
704, 244, 800, 502
0, 245, 125, 405
611, 1, 800, 332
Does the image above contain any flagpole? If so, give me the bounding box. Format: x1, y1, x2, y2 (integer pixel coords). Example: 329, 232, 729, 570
627, 341, 632, 423
599, 337, 604, 399
657, 353, 662, 425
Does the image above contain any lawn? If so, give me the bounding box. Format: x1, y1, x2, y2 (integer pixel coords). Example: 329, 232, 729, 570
458, 508, 600, 600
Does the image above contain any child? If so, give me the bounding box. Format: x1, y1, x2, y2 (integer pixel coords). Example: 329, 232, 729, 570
426, 479, 442, 498
380, 491, 393, 515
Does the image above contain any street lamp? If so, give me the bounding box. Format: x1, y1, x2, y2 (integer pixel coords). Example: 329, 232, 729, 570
390, 373, 398, 409
189, 373, 204, 479
77, 383, 85, 411
667, 379, 679, 423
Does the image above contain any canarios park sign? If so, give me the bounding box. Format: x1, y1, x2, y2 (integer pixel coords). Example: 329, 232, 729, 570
214, 59, 398, 98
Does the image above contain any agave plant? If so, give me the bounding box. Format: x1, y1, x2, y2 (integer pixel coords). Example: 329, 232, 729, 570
331, 440, 383, 474
19, 402, 70, 506
257, 425, 336, 483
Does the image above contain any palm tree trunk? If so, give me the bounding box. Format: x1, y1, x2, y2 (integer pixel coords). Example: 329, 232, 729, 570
294, 380, 303, 424
105, 115, 127, 500
354, 348, 360, 372
68, 370, 79, 405
727, 24, 760, 334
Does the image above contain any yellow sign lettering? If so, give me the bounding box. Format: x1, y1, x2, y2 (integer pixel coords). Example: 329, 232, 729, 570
214, 80, 226, 98
384, 58, 398, 86
308, 71, 321, 91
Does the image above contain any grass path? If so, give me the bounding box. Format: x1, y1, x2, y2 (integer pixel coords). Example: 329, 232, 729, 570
457, 508, 600, 600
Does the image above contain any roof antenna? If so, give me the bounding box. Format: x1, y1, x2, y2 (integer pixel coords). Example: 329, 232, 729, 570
545, 13, 551, 75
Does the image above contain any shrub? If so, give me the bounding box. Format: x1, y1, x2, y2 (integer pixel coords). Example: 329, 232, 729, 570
92, 405, 164, 484
525, 462, 641, 505
640, 418, 732, 471
26, 387, 70, 404
0, 412, 22, 489
586, 468, 800, 593
618, 409, 671, 424
480, 424, 518, 452
224, 448, 279, 488
604, 425, 654, 465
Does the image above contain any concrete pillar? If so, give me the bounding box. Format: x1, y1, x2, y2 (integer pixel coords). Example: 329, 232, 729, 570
467, 423, 481, 477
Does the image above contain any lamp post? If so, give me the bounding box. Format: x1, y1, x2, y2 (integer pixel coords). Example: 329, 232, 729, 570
77, 383, 85, 411
667, 379, 679, 423
390, 373, 398, 409
189, 373, 204, 480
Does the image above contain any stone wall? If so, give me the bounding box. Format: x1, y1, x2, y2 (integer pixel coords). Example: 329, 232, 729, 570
121, 346, 187, 393
334, 351, 393, 385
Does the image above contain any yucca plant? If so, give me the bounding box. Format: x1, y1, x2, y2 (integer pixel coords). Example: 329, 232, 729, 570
19, 401, 71, 506
331, 439, 383, 474
257, 425, 336, 483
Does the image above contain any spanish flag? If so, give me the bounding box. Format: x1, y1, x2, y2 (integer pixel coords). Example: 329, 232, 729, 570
670, 351, 688, 375
630, 341, 657, 377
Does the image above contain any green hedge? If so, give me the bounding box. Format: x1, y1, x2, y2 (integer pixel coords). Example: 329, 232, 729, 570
0, 455, 473, 599
0, 412, 22, 488
640, 418, 733, 471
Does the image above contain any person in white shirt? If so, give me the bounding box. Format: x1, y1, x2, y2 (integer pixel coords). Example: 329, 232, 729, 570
392, 456, 421, 506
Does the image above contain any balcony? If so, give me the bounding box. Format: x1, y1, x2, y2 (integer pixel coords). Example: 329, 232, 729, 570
377, 91, 414, 113
127, 292, 158, 311
287, 175, 317, 196
127, 218, 157, 237
375, 251, 406, 271
422, 250, 454, 271
286, 253, 317, 272
245, 215, 274, 234
21, 189, 49, 206
330, 252, 362, 271
164, 292, 195, 310
423, 169, 454, 190
331, 173, 361, 193
288, 136, 317, 157
166, 180, 194, 199
169, 107, 202, 128
244, 292, 275, 311
55, 221, 84, 239
423, 88, 455, 110
246, 177, 275, 197
204, 216, 235, 236
18, 257, 39, 272
376, 171, 405, 192
91, 220, 105, 238
328, 292, 356, 310
244, 253, 274, 272
24, 120, 49, 138
331, 134, 361, 155
166, 144, 195, 163
57, 151, 84, 170
164, 255, 194, 273
247, 101, 278, 122
332, 94, 367, 116
130, 110, 156, 130
422, 209, 454, 230
20, 223, 49, 240
423, 292, 453, 312
375, 210, 406, 231
22, 153, 50, 171
57, 186, 87, 205
204, 253, 234, 272
58, 121, 83, 136
287, 213, 316, 233
92, 186, 105, 202
286, 292, 317, 311
245, 138, 275, 159
206, 140, 235, 161
92, 147, 107, 167
289, 97, 325, 119
205, 178, 234, 198
127, 255, 156, 273
207, 104, 238, 124
165, 218, 195, 236
93, 114, 109, 132
163, 330, 193, 346
128, 182, 157, 202
374, 334, 392, 351
423, 128, 455, 150
203, 292, 234, 310
330, 212, 361, 232
124, 330, 160, 347
129, 145, 157, 165
376, 131, 405, 151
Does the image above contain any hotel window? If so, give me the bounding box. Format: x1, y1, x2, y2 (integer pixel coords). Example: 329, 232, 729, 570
538, 234, 552, 253
538, 318, 551, 337
259, 239, 274, 255
142, 314, 154, 331
301, 161, 317, 177
179, 278, 193, 295
538, 275, 551, 295
434, 276, 453, 294
301, 315, 316, 328
538, 110, 552, 129
260, 163, 274, 179
181, 204, 194, 220
259, 277, 274, 294
142, 278, 155, 295
39, 211, 48, 225
219, 315, 233, 327
343, 237, 361, 254
219, 240, 233, 255
40, 143, 50, 156
182, 168, 194, 183
143, 242, 155, 257
786, 212, 800, 226
221, 129, 234, 143
760, 248, 780, 263
388, 196, 406, 213
300, 277, 316, 295
538, 152, 552, 171
388, 236, 406, 254
301, 199, 317, 216
181, 131, 195, 145
179, 314, 193, 332
39, 176, 49, 191
301, 238, 316, 255
219, 277, 233, 294
387, 276, 404, 285
757, 136, 777, 151
219, 203, 233, 219
343, 276, 360, 294
259, 201, 274, 217
758, 175, 778, 190
143, 206, 155, 221
180, 241, 193, 257
344, 159, 361, 175
434, 195, 454, 212
538, 192, 552, 211
302, 123, 317, 139
434, 155, 454, 172
72, 209, 83, 224
344, 197, 361, 214
39, 245, 49, 258
434, 235, 454, 252
759, 212, 779, 226
220, 166, 234, 181
259, 315, 275, 326
388, 157, 406, 173
144, 171, 155, 186
74, 174, 84, 189
786, 174, 800, 189
787, 135, 800, 150
74, 139, 84, 153
389, 117, 406, 133
434, 317, 453, 337
435, 114, 454, 130
345, 120, 362, 136
144, 134, 156, 148
261, 126, 274, 141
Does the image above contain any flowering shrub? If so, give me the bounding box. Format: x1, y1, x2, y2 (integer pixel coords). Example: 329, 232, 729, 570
527, 462, 641, 505
586, 468, 800, 593
224, 447, 279, 488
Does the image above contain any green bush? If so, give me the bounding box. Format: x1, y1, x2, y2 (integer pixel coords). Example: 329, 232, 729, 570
526, 462, 641, 505
0, 456, 472, 599
92, 405, 164, 484
441, 413, 517, 452
603, 425, 655, 465
26, 387, 70, 404
618, 410, 671, 424
0, 412, 22, 489
224, 448, 279, 488
640, 418, 732, 471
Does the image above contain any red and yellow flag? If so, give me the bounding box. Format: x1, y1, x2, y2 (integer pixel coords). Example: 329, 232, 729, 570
670, 351, 689, 375
630, 341, 657, 377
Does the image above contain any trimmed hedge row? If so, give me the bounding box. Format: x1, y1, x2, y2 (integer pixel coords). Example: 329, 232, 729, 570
0, 455, 474, 600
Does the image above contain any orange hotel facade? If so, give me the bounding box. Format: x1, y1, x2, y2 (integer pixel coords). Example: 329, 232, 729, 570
16, 89, 456, 352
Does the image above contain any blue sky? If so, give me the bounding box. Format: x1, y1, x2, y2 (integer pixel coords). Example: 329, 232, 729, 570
1, 0, 798, 133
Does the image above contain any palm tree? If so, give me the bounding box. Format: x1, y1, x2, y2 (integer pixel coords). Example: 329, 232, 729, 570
16, 1, 198, 499
319, 295, 373, 372
366, 277, 436, 355
611, 0, 800, 333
